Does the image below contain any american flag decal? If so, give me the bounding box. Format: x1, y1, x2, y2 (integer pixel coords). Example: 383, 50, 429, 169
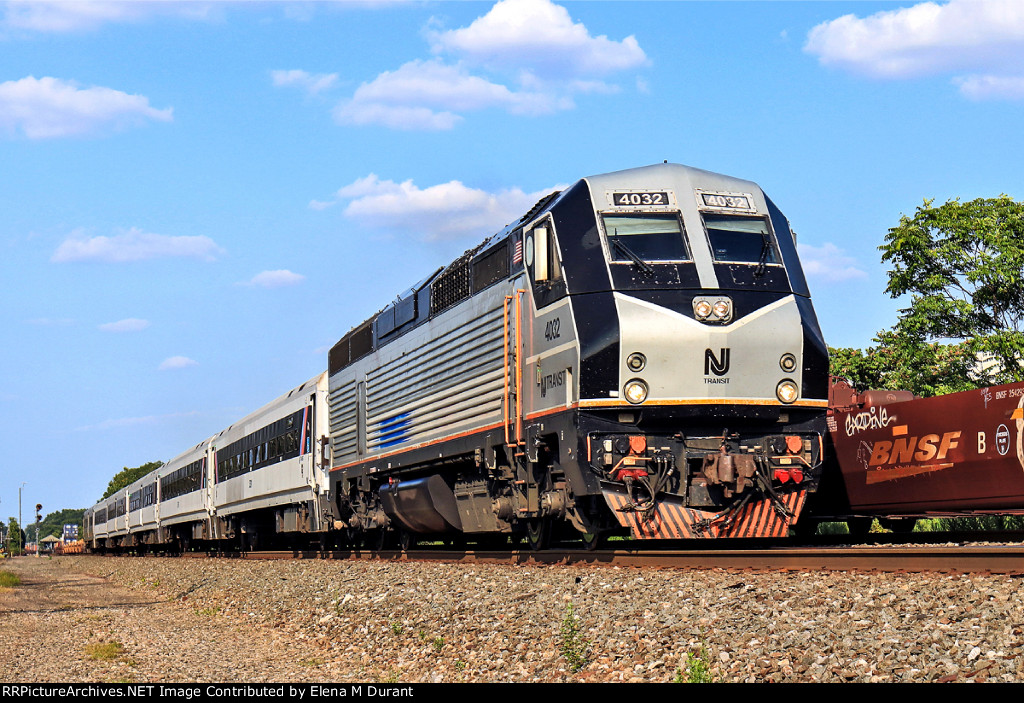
602, 485, 807, 539
512, 238, 523, 264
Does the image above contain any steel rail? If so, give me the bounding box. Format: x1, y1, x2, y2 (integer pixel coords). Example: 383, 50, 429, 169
218, 545, 1024, 574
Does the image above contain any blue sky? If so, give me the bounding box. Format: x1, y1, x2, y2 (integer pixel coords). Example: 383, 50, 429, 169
2, 0, 1022, 518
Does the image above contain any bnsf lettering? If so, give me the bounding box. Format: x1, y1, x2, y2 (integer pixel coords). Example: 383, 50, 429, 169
869, 432, 960, 466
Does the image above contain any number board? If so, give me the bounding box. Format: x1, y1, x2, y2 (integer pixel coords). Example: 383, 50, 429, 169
695, 190, 757, 213
609, 191, 672, 207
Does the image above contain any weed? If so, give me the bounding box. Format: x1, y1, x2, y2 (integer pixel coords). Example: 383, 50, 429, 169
85, 641, 125, 661
196, 606, 220, 616
676, 636, 714, 683
376, 669, 400, 684
0, 571, 21, 588
559, 602, 590, 673
390, 621, 402, 635
299, 658, 324, 667
432, 636, 444, 652
418, 630, 427, 642
455, 660, 466, 672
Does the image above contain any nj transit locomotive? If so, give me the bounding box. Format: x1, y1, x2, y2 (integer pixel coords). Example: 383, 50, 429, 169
84, 162, 829, 552
329, 162, 829, 548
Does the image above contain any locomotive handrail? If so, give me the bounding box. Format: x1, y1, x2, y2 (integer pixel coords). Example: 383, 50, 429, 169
503, 289, 527, 448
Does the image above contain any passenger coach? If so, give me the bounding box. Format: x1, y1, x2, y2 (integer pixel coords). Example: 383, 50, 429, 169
85, 373, 332, 552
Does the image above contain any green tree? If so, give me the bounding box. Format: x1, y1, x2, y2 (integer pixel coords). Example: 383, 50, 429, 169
6, 518, 23, 556
829, 335, 975, 398
35, 508, 86, 541
880, 195, 1024, 387
101, 461, 162, 501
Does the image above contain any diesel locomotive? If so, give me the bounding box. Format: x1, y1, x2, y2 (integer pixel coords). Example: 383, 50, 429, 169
328, 162, 829, 548
84, 162, 830, 552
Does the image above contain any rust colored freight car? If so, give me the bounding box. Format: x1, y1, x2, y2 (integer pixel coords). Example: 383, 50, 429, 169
826, 380, 1024, 515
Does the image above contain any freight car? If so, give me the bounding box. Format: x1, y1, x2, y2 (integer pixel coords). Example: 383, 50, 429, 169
327, 162, 830, 549
84, 162, 831, 552
820, 378, 1024, 523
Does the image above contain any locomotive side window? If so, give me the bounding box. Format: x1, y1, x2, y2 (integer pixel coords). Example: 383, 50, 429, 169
703, 214, 779, 264
527, 220, 561, 283
601, 213, 689, 262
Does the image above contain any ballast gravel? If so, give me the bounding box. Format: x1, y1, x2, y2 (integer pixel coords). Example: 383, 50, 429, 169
1, 555, 1023, 683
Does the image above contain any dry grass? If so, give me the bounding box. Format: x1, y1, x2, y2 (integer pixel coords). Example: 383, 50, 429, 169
84, 641, 125, 661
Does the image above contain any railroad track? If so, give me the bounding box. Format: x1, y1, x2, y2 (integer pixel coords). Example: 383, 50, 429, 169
170, 543, 1024, 574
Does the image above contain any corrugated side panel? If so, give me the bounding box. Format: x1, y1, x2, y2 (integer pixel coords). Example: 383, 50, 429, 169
328, 284, 508, 468
329, 379, 358, 466
365, 302, 505, 454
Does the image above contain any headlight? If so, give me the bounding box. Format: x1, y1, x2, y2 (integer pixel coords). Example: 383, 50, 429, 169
712, 300, 731, 321
780, 353, 797, 372
776, 379, 799, 404
624, 379, 648, 404
626, 352, 646, 372
693, 296, 733, 323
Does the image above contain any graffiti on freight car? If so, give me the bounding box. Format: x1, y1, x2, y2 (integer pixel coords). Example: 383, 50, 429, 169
845, 405, 895, 437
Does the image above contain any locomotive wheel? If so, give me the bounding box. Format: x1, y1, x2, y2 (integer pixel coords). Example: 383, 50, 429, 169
345, 526, 360, 548
370, 529, 390, 552
580, 531, 603, 551
399, 529, 415, 552
526, 519, 551, 551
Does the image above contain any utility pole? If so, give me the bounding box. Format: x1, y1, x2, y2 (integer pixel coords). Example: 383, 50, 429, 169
18, 483, 25, 556
35, 504, 42, 558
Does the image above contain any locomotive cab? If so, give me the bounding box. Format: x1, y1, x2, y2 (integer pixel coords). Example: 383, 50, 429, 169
517, 163, 829, 539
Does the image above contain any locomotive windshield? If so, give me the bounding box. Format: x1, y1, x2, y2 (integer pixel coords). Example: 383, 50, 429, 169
601, 213, 689, 262
703, 214, 779, 264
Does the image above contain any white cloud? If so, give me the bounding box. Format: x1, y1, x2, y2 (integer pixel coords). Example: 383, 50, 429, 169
243, 270, 306, 288
430, 0, 647, 77
271, 69, 338, 95
159, 356, 198, 371
797, 242, 867, 281
0, 76, 172, 139
321, 173, 559, 241
805, 0, 1024, 99
2, 1, 216, 33
99, 318, 150, 332
955, 73, 1024, 100
52, 227, 224, 263
329, 0, 646, 130
333, 59, 561, 130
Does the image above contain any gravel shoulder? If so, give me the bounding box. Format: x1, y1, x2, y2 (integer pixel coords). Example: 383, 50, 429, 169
1, 555, 1022, 683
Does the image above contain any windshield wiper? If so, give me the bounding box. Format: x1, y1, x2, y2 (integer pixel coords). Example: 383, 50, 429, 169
612, 237, 655, 276
755, 232, 771, 276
